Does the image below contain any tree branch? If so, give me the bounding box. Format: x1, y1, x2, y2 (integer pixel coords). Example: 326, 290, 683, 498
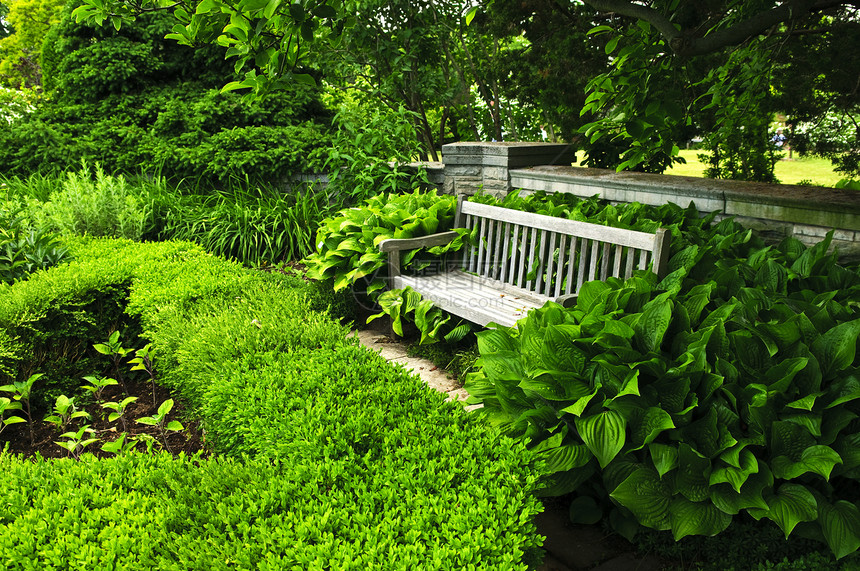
581, 0, 859, 58
580, 0, 681, 42
686, 0, 819, 56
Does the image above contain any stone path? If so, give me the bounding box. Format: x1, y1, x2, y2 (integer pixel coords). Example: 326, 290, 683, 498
352, 329, 471, 404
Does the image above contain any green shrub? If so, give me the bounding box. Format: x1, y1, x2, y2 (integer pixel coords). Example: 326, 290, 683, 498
44, 163, 149, 240
0, 8, 333, 183
0, 205, 70, 284
323, 104, 428, 205
304, 189, 465, 294
0, 237, 544, 569
466, 224, 860, 558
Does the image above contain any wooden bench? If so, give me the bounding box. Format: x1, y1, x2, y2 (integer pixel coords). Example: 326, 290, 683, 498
378, 195, 671, 328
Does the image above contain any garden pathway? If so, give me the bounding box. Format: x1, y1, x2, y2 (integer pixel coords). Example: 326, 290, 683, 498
353, 329, 472, 405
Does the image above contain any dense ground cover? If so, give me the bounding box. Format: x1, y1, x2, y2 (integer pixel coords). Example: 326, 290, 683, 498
0, 237, 542, 569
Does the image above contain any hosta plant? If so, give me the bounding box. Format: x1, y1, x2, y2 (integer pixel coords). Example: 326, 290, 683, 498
303, 190, 466, 295
467, 230, 860, 559
367, 287, 472, 344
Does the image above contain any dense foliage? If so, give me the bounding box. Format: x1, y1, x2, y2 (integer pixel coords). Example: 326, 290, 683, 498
0, 205, 69, 285
464, 193, 860, 558
3, 166, 334, 265
304, 190, 464, 293
0, 0, 64, 88
0, 237, 543, 568
0, 5, 332, 183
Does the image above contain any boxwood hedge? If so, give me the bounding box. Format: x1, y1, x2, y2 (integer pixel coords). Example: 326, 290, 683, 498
0, 237, 542, 570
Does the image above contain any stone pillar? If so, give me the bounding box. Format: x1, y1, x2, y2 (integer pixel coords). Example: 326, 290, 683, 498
441, 142, 576, 197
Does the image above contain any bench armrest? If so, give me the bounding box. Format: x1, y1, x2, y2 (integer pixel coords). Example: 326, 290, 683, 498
555, 294, 577, 308
378, 231, 460, 252
379, 231, 460, 279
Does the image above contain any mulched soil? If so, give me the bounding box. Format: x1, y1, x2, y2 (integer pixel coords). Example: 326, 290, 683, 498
2, 374, 207, 460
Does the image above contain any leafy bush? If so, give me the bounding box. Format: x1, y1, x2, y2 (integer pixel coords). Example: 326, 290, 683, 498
466, 219, 860, 558
0, 237, 544, 568
0, 8, 333, 183
6, 168, 330, 265
323, 104, 429, 206
0, 205, 70, 284
304, 190, 465, 294
43, 163, 149, 240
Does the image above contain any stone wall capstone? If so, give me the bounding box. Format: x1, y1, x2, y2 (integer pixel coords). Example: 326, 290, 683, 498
439, 142, 860, 263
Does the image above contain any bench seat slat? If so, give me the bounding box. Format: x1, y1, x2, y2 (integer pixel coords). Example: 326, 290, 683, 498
395, 271, 548, 327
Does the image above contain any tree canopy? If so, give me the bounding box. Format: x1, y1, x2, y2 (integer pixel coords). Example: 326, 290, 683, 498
0, 0, 65, 88
566, 0, 859, 178
53, 0, 860, 180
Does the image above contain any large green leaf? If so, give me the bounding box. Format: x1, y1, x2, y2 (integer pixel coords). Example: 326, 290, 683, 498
675, 444, 712, 502
560, 387, 602, 417
770, 420, 817, 462
649, 443, 679, 478
819, 500, 860, 559
826, 373, 860, 408
669, 497, 732, 540
610, 467, 672, 530
634, 296, 673, 353
835, 433, 860, 475
710, 468, 772, 515
476, 329, 517, 354
753, 483, 818, 539
771, 445, 842, 481
538, 465, 596, 497
576, 281, 612, 312
709, 449, 758, 493
629, 407, 675, 451
576, 410, 626, 468
541, 325, 587, 373
534, 441, 593, 475
764, 357, 810, 394
811, 319, 860, 378
480, 351, 525, 382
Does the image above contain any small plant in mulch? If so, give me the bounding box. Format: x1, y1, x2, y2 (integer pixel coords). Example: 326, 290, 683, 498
0, 332, 206, 460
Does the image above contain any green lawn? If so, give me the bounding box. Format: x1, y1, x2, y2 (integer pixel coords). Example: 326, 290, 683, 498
664, 149, 843, 187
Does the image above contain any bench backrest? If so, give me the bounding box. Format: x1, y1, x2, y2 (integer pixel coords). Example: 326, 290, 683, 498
454, 196, 671, 299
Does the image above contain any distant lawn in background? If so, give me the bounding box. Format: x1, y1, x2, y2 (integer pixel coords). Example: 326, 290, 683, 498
665, 149, 843, 187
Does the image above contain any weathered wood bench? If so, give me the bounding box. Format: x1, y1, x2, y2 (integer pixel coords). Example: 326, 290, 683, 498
378, 195, 671, 328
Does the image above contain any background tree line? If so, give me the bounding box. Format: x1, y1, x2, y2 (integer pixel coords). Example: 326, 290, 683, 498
0, 0, 857, 184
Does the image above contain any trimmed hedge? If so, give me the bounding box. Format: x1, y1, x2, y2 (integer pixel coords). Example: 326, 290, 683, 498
0, 237, 542, 569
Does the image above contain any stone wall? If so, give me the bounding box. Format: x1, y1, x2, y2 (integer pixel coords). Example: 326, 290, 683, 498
438, 142, 860, 263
